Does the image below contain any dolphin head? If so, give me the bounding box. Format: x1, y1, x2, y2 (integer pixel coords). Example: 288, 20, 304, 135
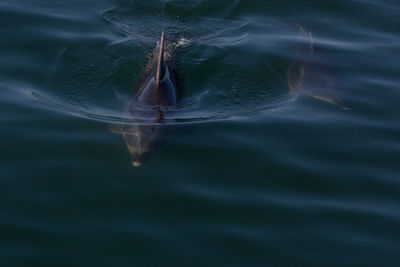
122, 124, 163, 167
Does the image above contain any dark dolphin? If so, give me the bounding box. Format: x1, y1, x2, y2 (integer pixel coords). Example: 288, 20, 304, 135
112, 31, 181, 167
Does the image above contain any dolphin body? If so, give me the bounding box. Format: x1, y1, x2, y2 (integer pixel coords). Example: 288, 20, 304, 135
113, 31, 181, 167
286, 26, 349, 110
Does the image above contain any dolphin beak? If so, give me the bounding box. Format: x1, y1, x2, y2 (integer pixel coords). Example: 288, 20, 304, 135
132, 161, 142, 167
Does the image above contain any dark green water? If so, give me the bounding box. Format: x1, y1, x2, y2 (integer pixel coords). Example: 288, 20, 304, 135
1, 0, 400, 265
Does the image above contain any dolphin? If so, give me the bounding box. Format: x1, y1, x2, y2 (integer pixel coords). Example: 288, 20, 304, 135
111, 31, 181, 167
286, 26, 349, 110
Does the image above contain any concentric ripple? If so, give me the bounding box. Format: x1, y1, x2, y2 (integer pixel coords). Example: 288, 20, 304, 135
34, 3, 306, 124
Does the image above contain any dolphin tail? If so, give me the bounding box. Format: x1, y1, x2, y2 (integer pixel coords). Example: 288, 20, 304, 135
155, 31, 165, 88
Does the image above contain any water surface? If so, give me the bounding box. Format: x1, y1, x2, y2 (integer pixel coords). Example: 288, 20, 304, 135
1, 0, 400, 265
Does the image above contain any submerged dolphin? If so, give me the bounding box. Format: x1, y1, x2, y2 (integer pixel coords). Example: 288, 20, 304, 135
111, 31, 181, 166
287, 26, 349, 110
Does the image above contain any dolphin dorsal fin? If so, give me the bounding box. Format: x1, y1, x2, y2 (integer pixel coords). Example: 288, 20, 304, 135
298, 25, 314, 54
308, 31, 314, 53
155, 31, 165, 89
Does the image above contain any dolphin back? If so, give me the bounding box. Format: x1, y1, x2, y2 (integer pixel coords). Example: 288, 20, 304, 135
134, 31, 178, 107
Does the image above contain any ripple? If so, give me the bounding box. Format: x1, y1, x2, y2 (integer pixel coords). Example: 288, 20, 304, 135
34, 5, 301, 125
